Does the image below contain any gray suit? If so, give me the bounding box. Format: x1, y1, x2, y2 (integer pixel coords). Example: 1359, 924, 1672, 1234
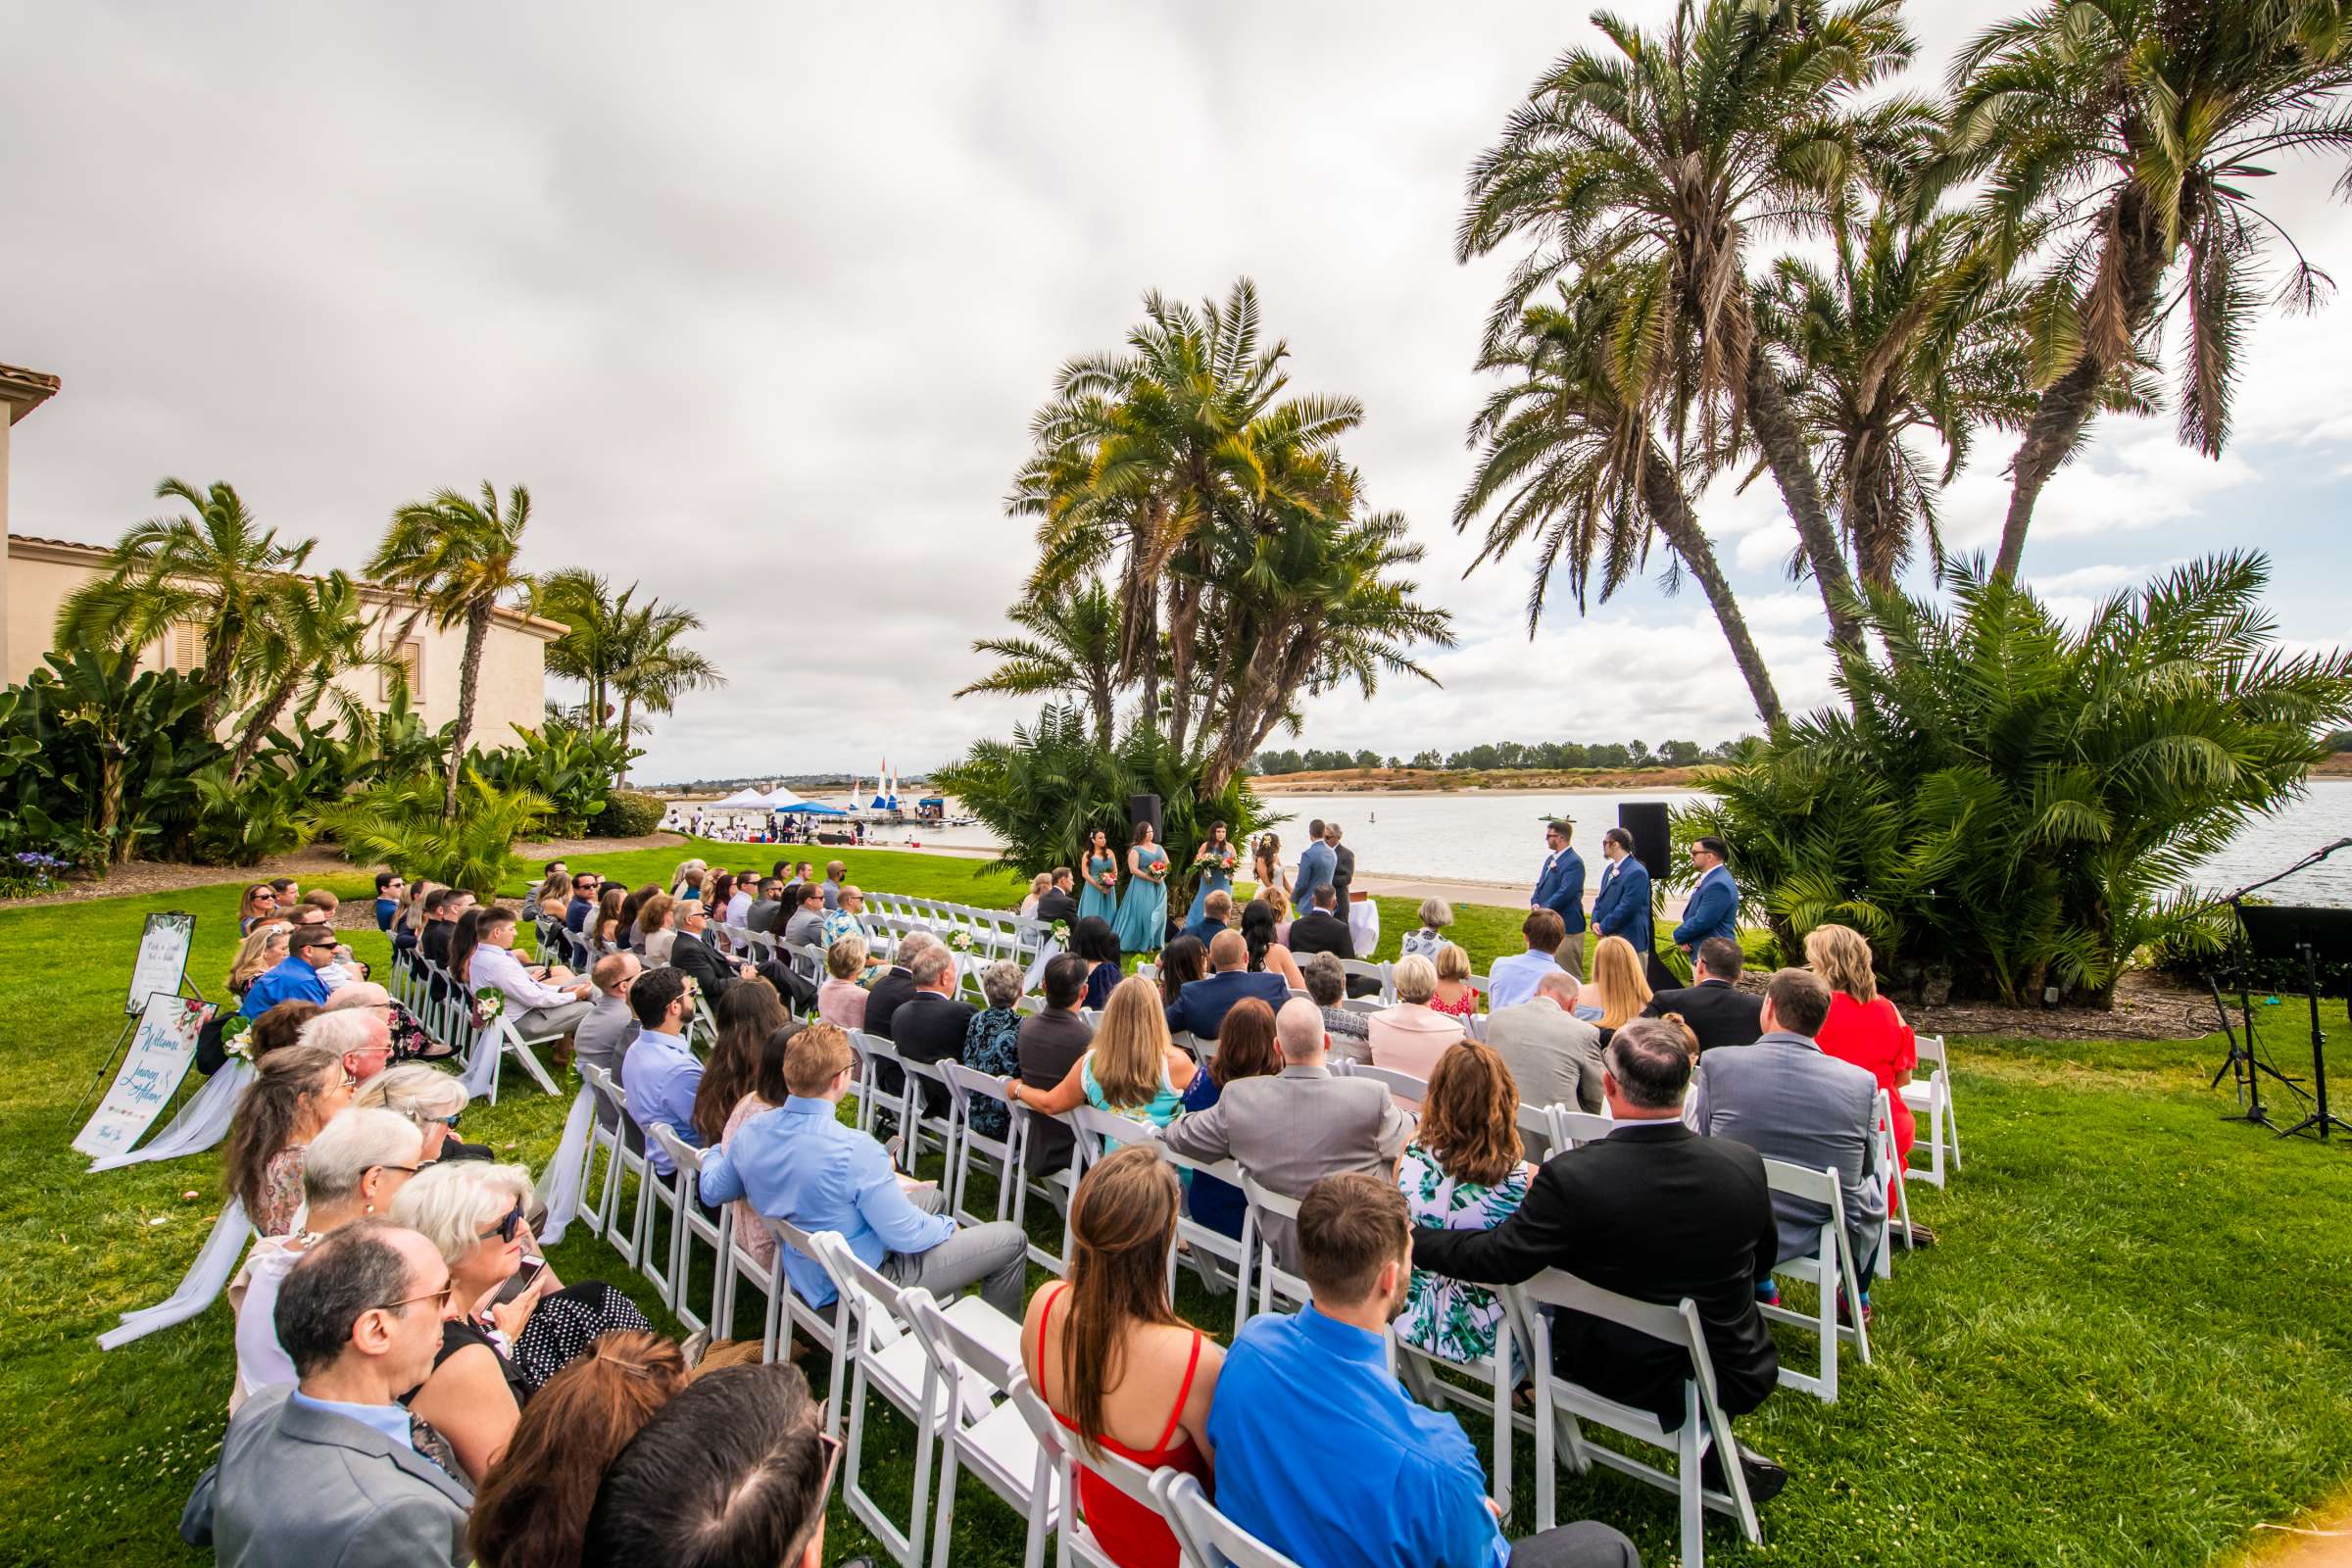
1688, 1030, 1886, 1271
1160, 1062, 1410, 1267
574, 997, 641, 1139
182, 1385, 471, 1568
1483, 999, 1606, 1143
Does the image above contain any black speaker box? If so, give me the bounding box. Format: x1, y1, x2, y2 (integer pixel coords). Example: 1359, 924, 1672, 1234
1128, 793, 1164, 842
1618, 801, 1672, 880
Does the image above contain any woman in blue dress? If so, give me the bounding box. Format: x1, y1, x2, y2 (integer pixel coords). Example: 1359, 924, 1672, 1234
1185, 819, 1239, 925
1113, 823, 1169, 954
1077, 827, 1121, 927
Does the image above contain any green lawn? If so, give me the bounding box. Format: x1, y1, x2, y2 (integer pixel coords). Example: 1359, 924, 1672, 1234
7, 847, 2351, 1566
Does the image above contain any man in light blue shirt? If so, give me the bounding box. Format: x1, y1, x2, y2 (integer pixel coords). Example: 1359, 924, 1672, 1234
1487, 907, 1570, 1013
1290, 817, 1336, 910
1206, 1172, 1638, 1568
697, 1024, 1028, 1317
619, 968, 703, 1179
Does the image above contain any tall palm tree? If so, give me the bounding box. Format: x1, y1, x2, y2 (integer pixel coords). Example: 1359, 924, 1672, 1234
1457, 0, 1929, 652
529, 568, 632, 731
1941, 0, 2352, 580
955, 579, 1123, 746
610, 601, 723, 771
55, 477, 316, 733
1457, 276, 1785, 725
368, 482, 534, 819
225, 571, 389, 780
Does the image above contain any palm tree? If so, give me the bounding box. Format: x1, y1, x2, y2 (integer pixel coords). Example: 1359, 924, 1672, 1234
954, 579, 1123, 746
368, 481, 534, 819
1457, 0, 1929, 652
1456, 275, 1785, 725
225, 571, 390, 780
610, 601, 723, 769
1941, 0, 2352, 580
529, 568, 632, 731
55, 477, 316, 733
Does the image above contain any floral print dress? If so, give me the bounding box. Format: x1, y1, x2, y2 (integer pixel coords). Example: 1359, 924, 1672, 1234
961, 1006, 1022, 1140
1396, 1143, 1530, 1373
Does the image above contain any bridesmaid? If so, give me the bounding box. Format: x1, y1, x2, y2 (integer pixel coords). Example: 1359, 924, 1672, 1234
1077, 827, 1122, 926
1186, 820, 1239, 924
1114, 823, 1170, 954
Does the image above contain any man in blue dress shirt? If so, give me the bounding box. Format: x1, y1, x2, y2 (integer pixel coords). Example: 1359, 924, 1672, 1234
240, 925, 339, 1020
1290, 818, 1336, 911
1529, 820, 1588, 979
1589, 827, 1654, 960
618, 967, 704, 1179
697, 1023, 1028, 1317
1206, 1171, 1640, 1568
1671, 835, 1741, 955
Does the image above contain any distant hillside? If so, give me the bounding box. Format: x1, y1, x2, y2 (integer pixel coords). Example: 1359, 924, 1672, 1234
1252, 764, 1706, 792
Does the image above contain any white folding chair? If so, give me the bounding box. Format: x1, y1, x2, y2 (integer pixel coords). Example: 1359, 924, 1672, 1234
1507, 1268, 1762, 1566
1875, 1088, 1913, 1275
465, 1014, 563, 1105
1065, 1107, 1254, 1332
579, 1064, 652, 1269
1393, 1287, 1527, 1517
714, 1186, 790, 1361
1901, 1032, 1961, 1186
646, 1124, 726, 1337
760, 1216, 854, 1438
1759, 1159, 1873, 1402
1547, 1106, 1617, 1150
816, 1236, 950, 1567
1340, 1059, 1427, 1109
942, 1063, 1028, 1230
1340, 957, 1392, 1002
899, 1054, 960, 1176
1163, 1471, 1306, 1568
1005, 1370, 1189, 1568
1236, 1175, 1315, 1323
1517, 1101, 1558, 1163
856, 1032, 904, 1136
904, 1291, 1060, 1568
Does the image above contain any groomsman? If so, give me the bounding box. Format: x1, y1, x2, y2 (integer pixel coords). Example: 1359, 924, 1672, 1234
1673, 835, 1741, 954
1591, 826, 1661, 985
1529, 819, 1588, 979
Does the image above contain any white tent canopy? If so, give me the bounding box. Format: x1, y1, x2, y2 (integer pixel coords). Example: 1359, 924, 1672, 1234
759, 784, 808, 808
707, 787, 772, 810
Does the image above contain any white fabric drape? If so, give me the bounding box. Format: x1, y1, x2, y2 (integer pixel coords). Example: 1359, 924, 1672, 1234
532, 1086, 596, 1249
85, 1059, 255, 1174
99, 1197, 254, 1350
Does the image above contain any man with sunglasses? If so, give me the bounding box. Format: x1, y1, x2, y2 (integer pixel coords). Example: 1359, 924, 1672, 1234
574, 952, 643, 1139
564, 872, 603, 934
184, 1221, 473, 1567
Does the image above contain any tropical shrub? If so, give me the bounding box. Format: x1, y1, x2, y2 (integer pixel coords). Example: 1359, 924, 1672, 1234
0, 852, 70, 899
937, 704, 1270, 909
0, 650, 225, 866
470, 717, 638, 837
1670, 556, 2352, 1006
592, 788, 666, 838
314, 769, 551, 896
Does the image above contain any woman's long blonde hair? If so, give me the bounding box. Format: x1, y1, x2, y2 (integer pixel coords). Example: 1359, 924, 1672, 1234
1590, 934, 1653, 1029
1804, 923, 1878, 1004
228, 922, 291, 994
1088, 975, 1173, 1109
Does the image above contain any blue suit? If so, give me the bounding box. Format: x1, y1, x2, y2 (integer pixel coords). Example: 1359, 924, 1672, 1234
1165, 969, 1292, 1043
1531, 847, 1588, 934
241, 955, 331, 1020
1673, 864, 1740, 949
1591, 854, 1654, 956
1291, 841, 1337, 910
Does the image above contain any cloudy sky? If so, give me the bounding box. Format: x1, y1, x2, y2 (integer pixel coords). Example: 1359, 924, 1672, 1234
10, 1, 2352, 784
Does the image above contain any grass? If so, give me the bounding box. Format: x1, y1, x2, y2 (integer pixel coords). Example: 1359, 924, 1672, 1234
7, 846, 2352, 1565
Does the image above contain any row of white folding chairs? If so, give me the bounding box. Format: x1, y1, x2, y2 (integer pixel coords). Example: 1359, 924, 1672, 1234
385, 947, 560, 1103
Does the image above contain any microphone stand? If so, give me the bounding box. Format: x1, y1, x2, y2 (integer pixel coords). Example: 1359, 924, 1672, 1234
2204, 842, 2346, 1127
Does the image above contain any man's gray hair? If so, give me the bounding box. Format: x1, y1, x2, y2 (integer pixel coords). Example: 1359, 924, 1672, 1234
980, 959, 1025, 1010
897, 929, 940, 963
1535, 969, 1582, 1002
1300, 951, 1347, 1006
301, 1006, 387, 1057
1276, 998, 1327, 1060
908, 946, 956, 987
274, 1221, 416, 1380
676, 898, 705, 921
301, 1108, 426, 1208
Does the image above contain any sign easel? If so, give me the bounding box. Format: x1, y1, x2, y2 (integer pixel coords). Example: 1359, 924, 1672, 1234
73, 910, 204, 1123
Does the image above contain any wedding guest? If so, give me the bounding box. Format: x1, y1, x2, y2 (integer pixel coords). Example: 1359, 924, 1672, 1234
636, 893, 678, 965
1020, 872, 1054, 920
1429, 942, 1482, 1020
692, 979, 789, 1148
240, 925, 340, 1021
1012, 975, 1197, 1129
247, 999, 321, 1060
1018, 955, 1098, 1176
1584, 933, 1654, 1030
1367, 954, 1466, 1088
1176, 996, 1283, 1240
1396, 1044, 1533, 1375
226, 1044, 354, 1236
353, 1064, 479, 1161
1806, 923, 1926, 1237
1154, 936, 1209, 1013
1073, 915, 1124, 1010
1399, 897, 1452, 960
1641, 936, 1764, 1053
1300, 952, 1371, 1062
1237, 898, 1307, 990
1488, 909, 1568, 1012
236, 882, 279, 936
717, 1021, 805, 1272
818, 936, 873, 1030
373, 871, 406, 933
961, 960, 1027, 1140
227, 921, 292, 1002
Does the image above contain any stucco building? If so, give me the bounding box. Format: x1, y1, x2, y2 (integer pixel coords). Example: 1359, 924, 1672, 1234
1, 362, 561, 740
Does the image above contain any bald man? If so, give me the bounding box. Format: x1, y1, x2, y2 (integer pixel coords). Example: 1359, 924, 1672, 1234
1164, 928, 1293, 1043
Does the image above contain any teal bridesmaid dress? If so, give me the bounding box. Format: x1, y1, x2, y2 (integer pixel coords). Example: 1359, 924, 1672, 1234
1078, 854, 1120, 925
1113, 846, 1169, 953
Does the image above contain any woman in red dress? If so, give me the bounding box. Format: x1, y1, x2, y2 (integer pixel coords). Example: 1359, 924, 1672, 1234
1806, 923, 1931, 1240
1022, 1144, 1222, 1568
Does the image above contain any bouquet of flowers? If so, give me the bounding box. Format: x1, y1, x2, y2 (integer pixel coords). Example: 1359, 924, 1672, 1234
219, 1013, 254, 1061
471, 986, 506, 1028
948, 928, 973, 955
1049, 919, 1071, 948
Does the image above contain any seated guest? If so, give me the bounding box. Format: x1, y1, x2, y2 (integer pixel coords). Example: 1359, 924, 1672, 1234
781, 880, 829, 951
1013, 974, 1197, 1129
353, 1063, 482, 1160
1689, 967, 1887, 1309
1262, 884, 1295, 946
619, 968, 704, 1176
324, 977, 447, 1064
229, 1108, 426, 1412
1019, 871, 1054, 920
1208, 1173, 1638, 1568
289, 901, 367, 990
634, 893, 677, 964
564, 872, 601, 934
1022, 1146, 1224, 1566
1484, 967, 1605, 1131
820, 884, 871, 949
181, 1222, 472, 1567
1285, 883, 1356, 963
699, 1024, 1029, 1316
1164, 930, 1290, 1045
1641, 936, 1765, 1053
671, 897, 816, 1011
1396, 1044, 1534, 1376
1238, 898, 1308, 990
421, 889, 472, 972
391, 880, 433, 958
581, 1361, 837, 1568
745, 877, 787, 936
723, 872, 754, 929
468, 908, 593, 1038
1182, 888, 1235, 949
467, 1332, 689, 1568
1071, 915, 1124, 1009
240, 924, 339, 1020
864, 929, 935, 1039
1018, 954, 1097, 1176
1806, 923, 1924, 1234
227, 1044, 354, 1236
573, 954, 641, 1138
1300, 951, 1371, 1062
818, 936, 873, 1029
820, 858, 850, 909
1487, 908, 1567, 1012
1154, 935, 1208, 1015
889, 945, 977, 1118
1162, 999, 1408, 1269
1413, 1020, 1788, 1499
692, 979, 790, 1150
236, 881, 280, 937
1584, 933, 1653, 1030
667, 858, 707, 902
227, 921, 292, 1003
372, 871, 405, 932
1429, 942, 1482, 1019
1399, 896, 1452, 960
961, 960, 1027, 1141
1367, 954, 1466, 1089
247, 999, 322, 1060
1035, 866, 1080, 925
391, 1160, 654, 1483
717, 1021, 805, 1271
1175, 996, 1282, 1241
522, 863, 568, 922
591, 886, 628, 951
301, 1004, 396, 1089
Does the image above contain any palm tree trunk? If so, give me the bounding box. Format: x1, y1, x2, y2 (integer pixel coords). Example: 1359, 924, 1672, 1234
445, 599, 491, 820
1638, 449, 1785, 727
229, 674, 301, 782
1994, 192, 2170, 582
1745, 357, 1865, 651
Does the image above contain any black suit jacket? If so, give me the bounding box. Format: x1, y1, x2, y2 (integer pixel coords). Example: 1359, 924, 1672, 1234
1035, 889, 1078, 925
420, 920, 453, 969
1642, 979, 1765, 1054
669, 931, 742, 1000
1411, 1120, 1779, 1429
1331, 843, 1355, 905
1287, 909, 1355, 961
865, 967, 918, 1040
891, 991, 977, 1117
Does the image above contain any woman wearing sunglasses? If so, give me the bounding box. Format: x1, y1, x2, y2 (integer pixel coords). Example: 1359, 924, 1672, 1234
391, 1161, 653, 1485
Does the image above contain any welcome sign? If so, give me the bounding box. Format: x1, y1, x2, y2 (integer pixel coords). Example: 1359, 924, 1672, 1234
73, 994, 212, 1160
124, 910, 196, 1016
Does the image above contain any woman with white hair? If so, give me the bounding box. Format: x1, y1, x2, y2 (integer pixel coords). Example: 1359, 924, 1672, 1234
960, 959, 1027, 1140
392, 1161, 653, 1484
1398, 897, 1453, 960
227, 1106, 427, 1411
1367, 953, 1467, 1095
323, 977, 450, 1062
354, 1062, 486, 1160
